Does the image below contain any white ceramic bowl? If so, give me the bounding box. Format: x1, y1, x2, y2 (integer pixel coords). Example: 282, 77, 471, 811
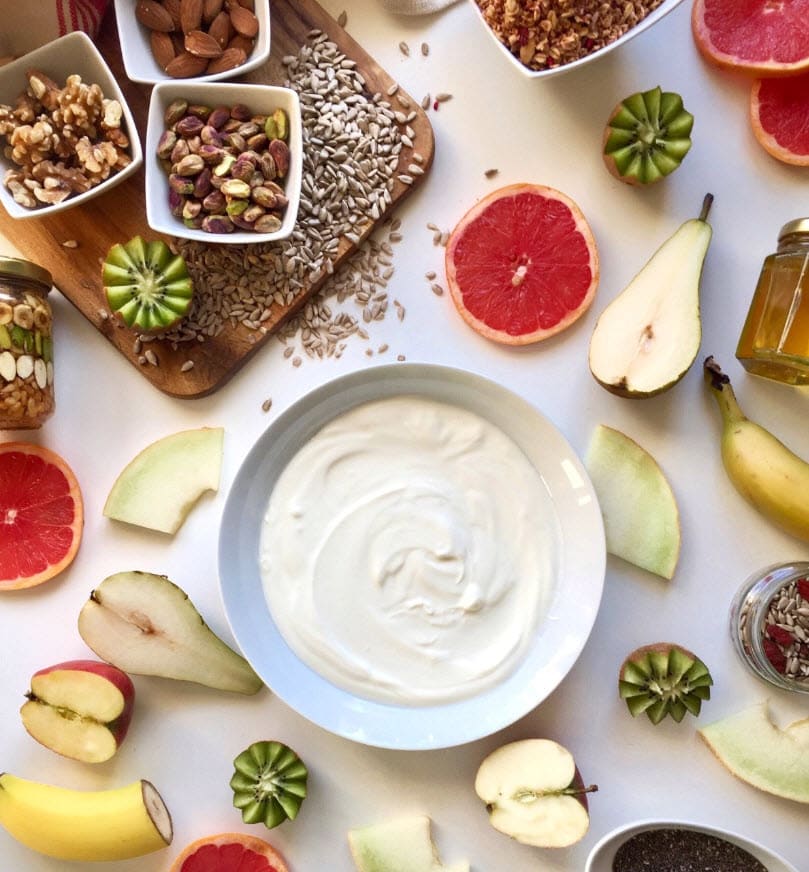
586, 819, 799, 872
469, 0, 686, 79
219, 364, 606, 749
114, 0, 271, 85
0, 31, 142, 220
145, 80, 302, 243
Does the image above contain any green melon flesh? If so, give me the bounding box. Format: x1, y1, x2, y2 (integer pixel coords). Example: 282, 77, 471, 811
103, 428, 224, 535
585, 424, 680, 579
348, 816, 468, 872
699, 702, 809, 803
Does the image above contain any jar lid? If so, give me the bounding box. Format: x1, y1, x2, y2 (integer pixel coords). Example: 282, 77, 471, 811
778, 218, 809, 241
0, 256, 52, 292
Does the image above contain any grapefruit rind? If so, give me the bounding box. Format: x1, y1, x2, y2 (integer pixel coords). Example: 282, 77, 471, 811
444, 183, 599, 346
168, 832, 289, 872
692, 0, 809, 77
0, 442, 83, 591
750, 75, 809, 167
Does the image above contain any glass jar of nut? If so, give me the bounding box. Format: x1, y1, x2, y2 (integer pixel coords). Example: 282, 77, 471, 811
0, 257, 54, 429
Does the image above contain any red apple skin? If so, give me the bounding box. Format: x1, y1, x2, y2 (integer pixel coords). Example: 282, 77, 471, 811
27, 659, 135, 748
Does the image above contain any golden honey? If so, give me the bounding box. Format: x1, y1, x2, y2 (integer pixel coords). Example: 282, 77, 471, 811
736, 218, 809, 385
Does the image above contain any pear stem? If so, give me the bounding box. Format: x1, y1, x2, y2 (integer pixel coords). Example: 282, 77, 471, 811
699, 193, 714, 223
704, 356, 745, 424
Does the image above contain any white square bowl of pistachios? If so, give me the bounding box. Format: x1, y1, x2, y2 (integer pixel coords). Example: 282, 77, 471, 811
0, 31, 142, 219
145, 80, 302, 244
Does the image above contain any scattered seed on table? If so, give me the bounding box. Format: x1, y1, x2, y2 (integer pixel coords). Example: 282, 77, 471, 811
397, 354, 406, 361
262, 398, 273, 412
427, 222, 439, 231
399, 41, 410, 56
365, 348, 373, 356
485, 168, 499, 178
439, 231, 449, 246
337, 9, 347, 26
421, 94, 430, 109
425, 270, 436, 280
144, 349, 159, 366
292, 356, 302, 367
378, 343, 389, 353
283, 346, 295, 358
421, 42, 429, 56
433, 229, 442, 244
435, 92, 452, 102
389, 232, 403, 243
431, 283, 444, 296
391, 218, 401, 231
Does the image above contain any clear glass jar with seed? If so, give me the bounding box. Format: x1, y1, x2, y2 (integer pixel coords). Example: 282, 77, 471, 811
730, 561, 809, 693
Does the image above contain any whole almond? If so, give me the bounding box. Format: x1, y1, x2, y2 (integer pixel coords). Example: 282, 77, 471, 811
180, 0, 204, 33
165, 50, 209, 77
150, 30, 177, 69
185, 29, 223, 57
136, 0, 174, 31
205, 46, 246, 74
228, 4, 258, 37
226, 33, 254, 54
163, 0, 183, 29
203, 0, 224, 22
208, 11, 232, 48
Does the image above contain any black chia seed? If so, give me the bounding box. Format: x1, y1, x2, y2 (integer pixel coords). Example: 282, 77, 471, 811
612, 828, 770, 872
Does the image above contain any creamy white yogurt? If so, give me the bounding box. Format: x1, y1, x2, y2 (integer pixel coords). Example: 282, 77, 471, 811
259, 395, 557, 705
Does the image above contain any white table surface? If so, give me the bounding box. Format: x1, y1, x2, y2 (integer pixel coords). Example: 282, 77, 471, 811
2, 2, 809, 870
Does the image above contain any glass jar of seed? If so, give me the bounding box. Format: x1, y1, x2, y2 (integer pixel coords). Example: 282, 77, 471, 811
730, 561, 809, 694
0, 257, 54, 430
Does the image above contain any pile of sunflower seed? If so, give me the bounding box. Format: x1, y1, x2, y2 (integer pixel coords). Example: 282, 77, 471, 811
165, 30, 413, 363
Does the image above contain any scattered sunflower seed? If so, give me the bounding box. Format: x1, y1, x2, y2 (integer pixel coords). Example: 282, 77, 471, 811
292, 356, 302, 367
431, 282, 444, 296
262, 398, 273, 412
425, 270, 437, 280
62, 239, 78, 248
399, 41, 410, 56
421, 42, 429, 56
397, 354, 405, 361
485, 168, 499, 178
386, 82, 399, 96
421, 94, 431, 109
435, 92, 452, 102
378, 343, 389, 353
337, 9, 347, 27
180, 360, 194, 372
144, 349, 159, 366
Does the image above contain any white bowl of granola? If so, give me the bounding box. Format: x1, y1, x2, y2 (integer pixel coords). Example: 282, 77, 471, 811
469, 0, 686, 79
0, 31, 142, 219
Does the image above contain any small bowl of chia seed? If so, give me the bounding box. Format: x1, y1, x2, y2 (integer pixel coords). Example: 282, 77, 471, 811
585, 819, 798, 872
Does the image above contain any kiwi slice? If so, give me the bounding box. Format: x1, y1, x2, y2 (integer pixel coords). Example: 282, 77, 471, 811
619, 643, 712, 725
102, 236, 194, 333
230, 740, 308, 829
603, 86, 694, 186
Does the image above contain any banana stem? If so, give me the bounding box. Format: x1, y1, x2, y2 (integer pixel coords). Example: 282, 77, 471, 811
699, 193, 714, 222
704, 357, 745, 424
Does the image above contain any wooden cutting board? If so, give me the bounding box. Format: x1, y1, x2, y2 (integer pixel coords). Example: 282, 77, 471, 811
0, 0, 433, 397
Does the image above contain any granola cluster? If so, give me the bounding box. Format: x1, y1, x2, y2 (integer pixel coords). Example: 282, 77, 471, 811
0, 70, 131, 208
475, 0, 665, 71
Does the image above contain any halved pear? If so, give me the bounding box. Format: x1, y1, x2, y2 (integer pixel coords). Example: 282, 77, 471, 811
77, 571, 262, 695
348, 815, 469, 872
698, 701, 809, 803
588, 195, 713, 397
585, 424, 680, 579
103, 427, 223, 535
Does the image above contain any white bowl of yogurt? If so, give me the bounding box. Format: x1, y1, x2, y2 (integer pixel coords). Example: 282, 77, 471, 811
219, 364, 606, 749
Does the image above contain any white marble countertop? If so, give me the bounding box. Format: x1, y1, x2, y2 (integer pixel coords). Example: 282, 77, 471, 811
1, 1, 808, 869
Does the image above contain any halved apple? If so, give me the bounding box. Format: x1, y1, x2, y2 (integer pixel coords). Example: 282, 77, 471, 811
348, 815, 468, 872
474, 739, 596, 848
585, 424, 680, 579
20, 660, 135, 763
103, 427, 224, 535
698, 701, 809, 803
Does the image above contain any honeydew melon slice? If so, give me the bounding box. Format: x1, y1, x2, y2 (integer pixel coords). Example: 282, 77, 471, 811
348, 815, 468, 872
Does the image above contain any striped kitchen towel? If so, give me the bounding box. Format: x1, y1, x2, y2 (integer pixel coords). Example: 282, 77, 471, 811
0, 0, 109, 61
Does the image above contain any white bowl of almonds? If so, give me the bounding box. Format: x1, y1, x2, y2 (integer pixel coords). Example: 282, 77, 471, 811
469, 0, 686, 78
0, 31, 142, 219
116, 0, 271, 85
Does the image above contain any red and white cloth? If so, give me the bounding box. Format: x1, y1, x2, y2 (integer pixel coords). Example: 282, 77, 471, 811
0, 0, 109, 60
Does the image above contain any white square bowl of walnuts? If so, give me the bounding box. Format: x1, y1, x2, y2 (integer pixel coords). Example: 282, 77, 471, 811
145, 80, 301, 243
0, 31, 143, 219
117, 0, 271, 85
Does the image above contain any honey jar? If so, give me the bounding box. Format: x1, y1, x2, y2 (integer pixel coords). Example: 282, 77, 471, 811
0, 257, 54, 429
736, 218, 809, 385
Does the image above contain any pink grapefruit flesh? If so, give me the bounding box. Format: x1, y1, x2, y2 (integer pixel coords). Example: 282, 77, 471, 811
444, 183, 599, 346
751, 72, 809, 165
0, 442, 83, 590
169, 832, 289, 872
692, 0, 809, 77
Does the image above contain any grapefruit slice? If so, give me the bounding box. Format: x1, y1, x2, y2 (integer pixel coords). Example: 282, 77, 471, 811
0, 442, 83, 590
444, 183, 599, 345
169, 832, 289, 872
692, 0, 809, 76
750, 72, 809, 165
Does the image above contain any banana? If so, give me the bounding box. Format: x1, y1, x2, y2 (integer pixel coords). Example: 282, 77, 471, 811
0, 773, 172, 861
704, 357, 809, 542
